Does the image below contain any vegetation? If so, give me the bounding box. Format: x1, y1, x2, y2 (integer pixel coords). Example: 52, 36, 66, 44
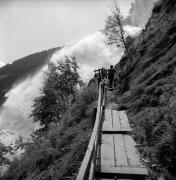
0, 47, 60, 106
102, 0, 133, 61
1, 56, 98, 180
115, 0, 176, 178
31, 56, 80, 131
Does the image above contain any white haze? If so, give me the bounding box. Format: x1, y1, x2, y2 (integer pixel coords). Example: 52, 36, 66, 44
124, 25, 141, 36
0, 26, 140, 145
0, 62, 5, 67
0, 67, 47, 141
52, 32, 122, 81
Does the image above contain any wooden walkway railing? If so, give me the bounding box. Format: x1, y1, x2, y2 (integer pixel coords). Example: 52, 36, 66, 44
76, 81, 148, 180
76, 81, 105, 180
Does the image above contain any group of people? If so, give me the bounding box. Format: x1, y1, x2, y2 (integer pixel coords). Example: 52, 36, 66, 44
94, 65, 116, 88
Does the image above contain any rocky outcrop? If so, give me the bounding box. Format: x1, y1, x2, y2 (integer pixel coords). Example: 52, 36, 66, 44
116, 0, 176, 177
125, 0, 158, 28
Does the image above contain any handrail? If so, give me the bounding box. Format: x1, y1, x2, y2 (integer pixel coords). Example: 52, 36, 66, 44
76, 80, 105, 180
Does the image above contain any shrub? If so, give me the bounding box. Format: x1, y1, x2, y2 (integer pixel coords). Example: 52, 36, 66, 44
2, 69, 98, 180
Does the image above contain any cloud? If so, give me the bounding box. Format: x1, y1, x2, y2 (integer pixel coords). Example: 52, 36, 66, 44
0, 61, 5, 68
124, 25, 141, 36
0, 32, 123, 144
127, 0, 158, 28
52, 32, 123, 81
0, 67, 46, 138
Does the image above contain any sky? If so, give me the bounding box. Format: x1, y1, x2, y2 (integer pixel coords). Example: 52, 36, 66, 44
0, 0, 134, 63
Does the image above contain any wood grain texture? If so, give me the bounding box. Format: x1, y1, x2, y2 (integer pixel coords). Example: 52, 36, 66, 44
124, 135, 144, 167
114, 134, 128, 167
97, 166, 148, 179
102, 109, 113, 131
119, 111, 132, 131
101, 134, 115, 167
112, 110, 121, 130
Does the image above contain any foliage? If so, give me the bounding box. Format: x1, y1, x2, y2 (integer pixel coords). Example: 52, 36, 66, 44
102, 1, 125, 48
102, 0, 133, 60
1, 81, 98, 180
115, 0, 176, 177
0, 143, 12, 166
0, 47, 60, 106
31, 56, 80, 130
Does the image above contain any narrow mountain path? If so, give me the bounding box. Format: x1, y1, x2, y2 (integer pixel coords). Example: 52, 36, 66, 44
76, 83, 148, 180
95, 88, 148, 180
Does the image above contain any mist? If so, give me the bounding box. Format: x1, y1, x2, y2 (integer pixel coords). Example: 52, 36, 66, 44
0, 32, 121, 143
0, 62, 5, 68
0, 26, 141, 145
127, 0, 158, 28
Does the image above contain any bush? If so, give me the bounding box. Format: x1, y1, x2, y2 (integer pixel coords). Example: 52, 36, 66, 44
2, 67, 98, 180
157, 133, 176, 175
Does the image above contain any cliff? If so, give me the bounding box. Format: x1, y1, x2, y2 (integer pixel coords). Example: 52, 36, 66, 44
125, 0, 158, 28
116, 0, 176, 178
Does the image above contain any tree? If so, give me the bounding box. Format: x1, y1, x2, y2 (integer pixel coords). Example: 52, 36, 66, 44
0, 143, 11, 166
102, 0, 133, 61
31, 56, 80, 130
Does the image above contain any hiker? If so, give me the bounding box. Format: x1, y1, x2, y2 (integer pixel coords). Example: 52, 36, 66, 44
94, 68, 107, 80
101, 68, 107, 79
94, 70, 101, 88
108, 65, 116, 88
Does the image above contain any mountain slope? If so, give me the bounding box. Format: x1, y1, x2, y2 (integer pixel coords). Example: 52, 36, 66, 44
0, 62, 5, 68
115, 0, 176, 178
125, 0, 158, 28
0, 47, 61, 106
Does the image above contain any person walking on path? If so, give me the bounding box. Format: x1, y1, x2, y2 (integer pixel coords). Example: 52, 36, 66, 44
94, 70, 101, 88
94, 67, 107, 87
108, 65, 116, 88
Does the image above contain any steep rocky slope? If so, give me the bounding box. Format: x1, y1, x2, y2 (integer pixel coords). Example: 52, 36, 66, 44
115, 0, 176, 178
125, 0, 158, 28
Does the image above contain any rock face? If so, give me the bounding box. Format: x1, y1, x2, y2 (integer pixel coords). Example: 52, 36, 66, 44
116, 0, 176, 177
126, 0, 158, 28
117, 0, 176, 92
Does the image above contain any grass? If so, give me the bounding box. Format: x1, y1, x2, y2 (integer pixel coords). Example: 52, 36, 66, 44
1, 83, 98, 180
121, 92, 176, 177
113, 0, 176, 176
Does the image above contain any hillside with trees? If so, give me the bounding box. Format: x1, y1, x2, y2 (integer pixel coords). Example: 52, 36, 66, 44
0, 47, 60, 106
1, 0, 176, 179
105, 0, 176, 178
1, 56, 98, 180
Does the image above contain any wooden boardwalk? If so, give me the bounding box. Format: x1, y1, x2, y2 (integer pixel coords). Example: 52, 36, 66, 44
95, 90, 148, 179
76, 84, 148, 180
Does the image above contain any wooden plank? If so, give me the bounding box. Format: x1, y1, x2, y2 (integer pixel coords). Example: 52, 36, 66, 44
101, 134, 115, 167
96, 166, 148, 179
124, 135, 144, 167
112, 110, 121, 130
119, 111, 132, 131
102, 109, 113, 131
101, 130, 131, 134
100, 179, 132, 180
114, 134, 128, 167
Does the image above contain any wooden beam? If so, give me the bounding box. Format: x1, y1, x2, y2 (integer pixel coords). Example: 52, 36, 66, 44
114, 134, 128, 167
76, 81, 105, 180
101, 134, 115, 167
95, 166, 148, 179
101, 130, 131, 134
119, 111, 132, 131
